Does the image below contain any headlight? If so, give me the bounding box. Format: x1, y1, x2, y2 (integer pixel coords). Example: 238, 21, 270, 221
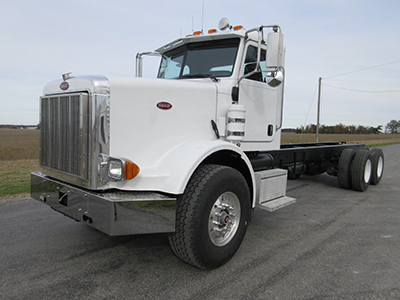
108, 157, 140, 181
108, 158, 124, 180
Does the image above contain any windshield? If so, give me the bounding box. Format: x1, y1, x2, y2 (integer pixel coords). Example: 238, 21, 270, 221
158, 38, 240, 79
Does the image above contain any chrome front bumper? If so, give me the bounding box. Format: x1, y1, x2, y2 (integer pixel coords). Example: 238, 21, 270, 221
31, 172, 176, 236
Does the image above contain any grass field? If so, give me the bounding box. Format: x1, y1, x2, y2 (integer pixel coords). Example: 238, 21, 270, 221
1, 129, 399, 198
0, 129, 40, 198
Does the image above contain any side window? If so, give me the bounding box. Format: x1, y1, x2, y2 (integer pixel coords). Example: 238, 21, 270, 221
243, 45, 267, 82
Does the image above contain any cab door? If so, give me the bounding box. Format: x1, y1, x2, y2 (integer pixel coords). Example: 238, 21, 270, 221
239, 43, 282, 144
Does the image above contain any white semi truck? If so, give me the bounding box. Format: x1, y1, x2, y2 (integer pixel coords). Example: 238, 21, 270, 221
31, 19, 384, 269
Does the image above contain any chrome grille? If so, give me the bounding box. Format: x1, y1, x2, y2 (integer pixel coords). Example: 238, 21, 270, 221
40, 93, 89, 179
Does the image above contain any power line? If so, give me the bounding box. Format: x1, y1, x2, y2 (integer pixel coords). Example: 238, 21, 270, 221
323, 59, 400, 80
298, 82, 319, 142
323, 83, 400, 93
313, 60, 399, 142
301, 82, 319, 126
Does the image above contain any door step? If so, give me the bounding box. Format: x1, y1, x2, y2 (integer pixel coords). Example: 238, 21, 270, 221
255, 168, 296, 212
258, 195, 296, 212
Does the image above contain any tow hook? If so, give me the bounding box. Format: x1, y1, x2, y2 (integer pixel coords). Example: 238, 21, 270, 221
82, 215, 93, 224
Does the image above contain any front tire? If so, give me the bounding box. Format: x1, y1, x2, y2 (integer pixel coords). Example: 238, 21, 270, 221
168, 164, 251, 269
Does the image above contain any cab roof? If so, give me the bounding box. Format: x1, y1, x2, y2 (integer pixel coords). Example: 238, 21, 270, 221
155, 30, 248, 54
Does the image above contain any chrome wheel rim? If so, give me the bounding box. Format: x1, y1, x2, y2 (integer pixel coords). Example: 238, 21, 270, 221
376, 156, 384, 178
364, 159, 372, 183
208, 192, 241, 247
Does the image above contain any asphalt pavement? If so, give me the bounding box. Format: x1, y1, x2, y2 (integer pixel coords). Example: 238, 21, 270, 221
1, 144, 399, 300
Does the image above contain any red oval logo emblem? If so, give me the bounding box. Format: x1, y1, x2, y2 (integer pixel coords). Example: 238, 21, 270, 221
60, 82, 69, 90
156, 102, 172, 110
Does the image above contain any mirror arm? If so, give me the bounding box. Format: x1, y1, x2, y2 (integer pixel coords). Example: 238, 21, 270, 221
135, 51, 162, 77
238, 25, 282, 86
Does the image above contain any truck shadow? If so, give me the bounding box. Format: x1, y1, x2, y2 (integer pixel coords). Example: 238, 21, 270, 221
289, 173, 340, 190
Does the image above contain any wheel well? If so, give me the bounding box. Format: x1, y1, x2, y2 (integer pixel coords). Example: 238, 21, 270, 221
200, 150, 254, 204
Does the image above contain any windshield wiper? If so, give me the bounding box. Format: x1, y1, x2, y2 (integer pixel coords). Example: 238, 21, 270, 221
180, 73, 219, 82
180, 73, 212, 79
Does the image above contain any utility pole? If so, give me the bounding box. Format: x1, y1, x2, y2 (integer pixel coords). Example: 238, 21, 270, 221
316, 77, 322, 142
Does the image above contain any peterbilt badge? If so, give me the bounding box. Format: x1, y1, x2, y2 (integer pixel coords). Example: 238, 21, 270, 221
156, 102, 172, 110
60, 82, 69, 90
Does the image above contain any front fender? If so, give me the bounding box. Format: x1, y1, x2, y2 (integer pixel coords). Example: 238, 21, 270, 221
112, 139, 256, 207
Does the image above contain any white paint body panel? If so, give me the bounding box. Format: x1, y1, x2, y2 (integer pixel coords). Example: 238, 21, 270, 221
106, 76, 256, 205
108, 77, 216, 162
238, 79, 282, 151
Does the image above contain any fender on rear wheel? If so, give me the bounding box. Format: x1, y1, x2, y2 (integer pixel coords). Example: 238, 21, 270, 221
168, 164, 251, 269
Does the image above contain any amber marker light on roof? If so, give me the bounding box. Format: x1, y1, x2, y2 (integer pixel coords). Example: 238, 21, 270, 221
193, 31, 202, 36
208, 29, 217, 34
233, 25, 244, 31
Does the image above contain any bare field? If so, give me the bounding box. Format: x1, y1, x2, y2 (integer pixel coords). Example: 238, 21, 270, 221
0, 129, 39, 160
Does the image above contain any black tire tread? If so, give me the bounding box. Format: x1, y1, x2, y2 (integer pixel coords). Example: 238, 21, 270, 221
337, 148, 356, 189
370, 148, 384, 185
169, 165, 223, 268
168, 164, 249, 269
351, 149, 371, 192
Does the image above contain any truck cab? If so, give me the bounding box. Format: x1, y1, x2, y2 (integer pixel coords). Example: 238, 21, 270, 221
139, 23, 285, 151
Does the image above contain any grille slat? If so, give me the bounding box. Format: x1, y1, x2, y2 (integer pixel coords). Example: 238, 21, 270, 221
40, 93, 89, 179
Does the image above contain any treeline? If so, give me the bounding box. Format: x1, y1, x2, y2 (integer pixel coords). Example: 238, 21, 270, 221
0, 124, 38, 129
296, 120, 400, 134
386, 120, 400, 134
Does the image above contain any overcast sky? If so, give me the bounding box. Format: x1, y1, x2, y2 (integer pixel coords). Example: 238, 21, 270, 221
1, 0, 399, 128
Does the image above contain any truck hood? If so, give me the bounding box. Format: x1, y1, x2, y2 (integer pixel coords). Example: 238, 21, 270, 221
108, 77, 218, 170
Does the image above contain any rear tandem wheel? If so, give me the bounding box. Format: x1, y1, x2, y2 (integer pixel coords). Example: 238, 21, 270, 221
370, 148, 384, 185
337, 148, 357, 189
351, 148, 372, 192
337, 147, 384, 192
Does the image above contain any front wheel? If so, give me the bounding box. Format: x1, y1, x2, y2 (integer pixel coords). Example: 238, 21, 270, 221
168, 164, 251, 269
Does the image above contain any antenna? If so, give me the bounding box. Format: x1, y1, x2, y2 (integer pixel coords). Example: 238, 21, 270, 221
201, 0, 205, 33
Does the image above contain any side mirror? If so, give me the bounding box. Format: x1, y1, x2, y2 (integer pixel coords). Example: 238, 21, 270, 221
265, 69, 284, 87
266, 31, 284, 68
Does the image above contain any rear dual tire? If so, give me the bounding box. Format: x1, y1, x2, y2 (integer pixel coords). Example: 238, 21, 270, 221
370, 148, 384, 185
351, 149, 372, 192
337, 148, 384, 192
337, 149, 356, 189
